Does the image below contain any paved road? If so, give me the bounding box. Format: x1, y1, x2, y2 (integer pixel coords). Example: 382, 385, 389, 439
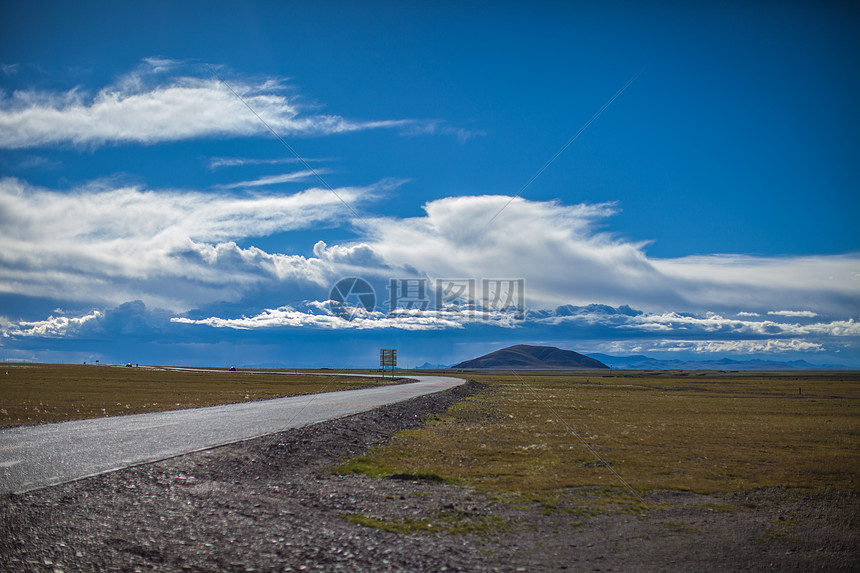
0, 375, 465, 495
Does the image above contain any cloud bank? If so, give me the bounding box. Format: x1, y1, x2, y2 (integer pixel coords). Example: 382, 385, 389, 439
6, 301, 855, 368
3, 180, 857, 318
357, 195, 860, 316
1, 175, 857, 363
0, 177, 402, 310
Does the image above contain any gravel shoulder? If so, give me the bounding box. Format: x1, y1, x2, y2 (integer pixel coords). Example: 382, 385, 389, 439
1, 380, 857, 572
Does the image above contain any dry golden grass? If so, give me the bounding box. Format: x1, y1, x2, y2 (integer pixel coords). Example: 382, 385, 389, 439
338, 370, 860, 494
0, 363, 395, 427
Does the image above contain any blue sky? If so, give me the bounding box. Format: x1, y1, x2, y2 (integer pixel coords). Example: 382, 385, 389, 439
1, 1, 858, 368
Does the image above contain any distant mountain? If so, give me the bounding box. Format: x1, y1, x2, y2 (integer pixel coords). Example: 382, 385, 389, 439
586, 353, 849, 371
452, 344, 609, 370
415, 362, 451, 369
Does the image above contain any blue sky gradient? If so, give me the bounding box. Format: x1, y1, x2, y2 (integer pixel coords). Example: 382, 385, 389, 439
1, 1, 858, 367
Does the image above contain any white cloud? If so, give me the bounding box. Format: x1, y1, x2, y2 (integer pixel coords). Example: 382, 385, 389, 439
768, 310, 818, 318
649, 339, 825, 354
162, 297, 858, 359
534, 306, 860, 338
2, 182, 858, 360
359, 195, 661, 307
219, 170, 326, 189
0, 177, 378, 243
5, 310, 103, 337
0, 177, 398, 310
802, 319, 860, 337
209, 156, 313, 169
594, 338, 825, 355
653, 254, 860, 316
357, 195, 860, 317
141, 57, 181, 73
6, 184, 853, 323
0, 61, 409, 148
171, 304, 467, 331
399, 120, 485, 143
169, 297, 532, 331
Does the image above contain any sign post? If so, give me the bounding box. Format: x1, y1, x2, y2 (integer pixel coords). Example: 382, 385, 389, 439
379, 348, 397, 378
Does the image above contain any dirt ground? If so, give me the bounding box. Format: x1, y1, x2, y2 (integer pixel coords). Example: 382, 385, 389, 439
1, 381, 857, 572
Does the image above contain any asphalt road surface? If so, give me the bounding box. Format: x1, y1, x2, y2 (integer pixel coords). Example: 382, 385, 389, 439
0, 375, 465, 495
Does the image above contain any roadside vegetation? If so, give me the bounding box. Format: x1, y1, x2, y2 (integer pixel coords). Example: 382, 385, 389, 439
0, 363, 395, 427
336, 370, 860, 495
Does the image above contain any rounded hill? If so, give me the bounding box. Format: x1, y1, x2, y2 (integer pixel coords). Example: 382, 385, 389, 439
452, 344, 609, 370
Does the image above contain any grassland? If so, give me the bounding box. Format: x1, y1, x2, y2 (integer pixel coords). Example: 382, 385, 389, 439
337, 370, 860, 495
5, 365, 857, 495
0, 363, 395, 427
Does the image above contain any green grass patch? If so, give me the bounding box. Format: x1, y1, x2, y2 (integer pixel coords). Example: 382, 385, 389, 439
342, 513, 432, 534
333, 456, 394, 479
489, 488, 655, 517
389, 472, 452, 484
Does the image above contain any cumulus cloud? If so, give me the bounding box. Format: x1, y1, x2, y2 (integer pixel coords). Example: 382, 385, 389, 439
4, 184, 857, 324
357, 195, 860, 317
171, 304, 469, 331
0, 300, 178, 341
4, 310, 103, 337
2, 182, 858, 362
358, 196, 659, 308
0, 177, 400, 310
0, 60, 409, 148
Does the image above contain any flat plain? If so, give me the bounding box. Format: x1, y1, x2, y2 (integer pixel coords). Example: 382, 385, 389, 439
0, 363, 394, 427
1, 365, 858, 571
339, 369, 860, 495
3, 365, 857, 496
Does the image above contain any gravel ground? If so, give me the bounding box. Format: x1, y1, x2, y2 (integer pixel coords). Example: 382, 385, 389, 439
1, 380, 857, 572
